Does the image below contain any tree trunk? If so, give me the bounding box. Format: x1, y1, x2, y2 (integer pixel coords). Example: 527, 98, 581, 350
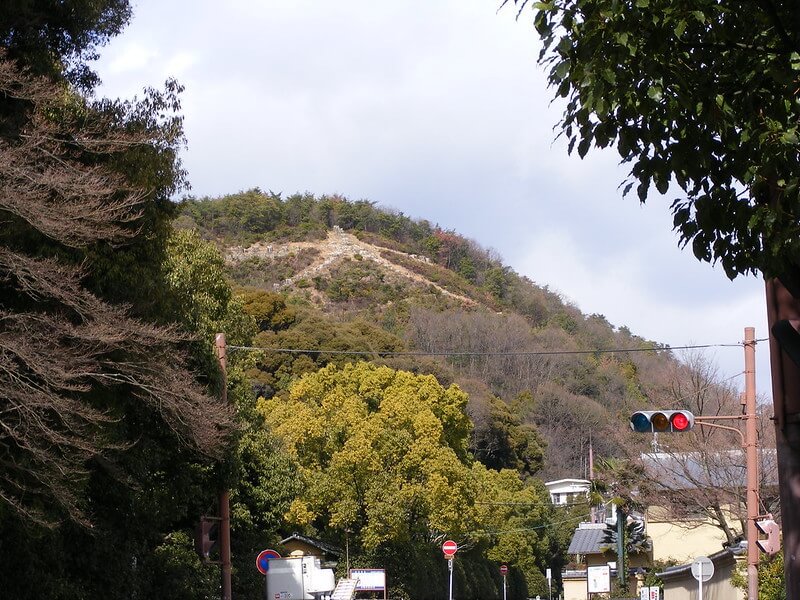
765, 278, 800, 598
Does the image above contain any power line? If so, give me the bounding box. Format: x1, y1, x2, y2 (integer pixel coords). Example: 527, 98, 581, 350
228, 341, 750, 358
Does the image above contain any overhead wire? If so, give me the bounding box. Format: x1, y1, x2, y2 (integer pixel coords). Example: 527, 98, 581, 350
228, 340, 753, 357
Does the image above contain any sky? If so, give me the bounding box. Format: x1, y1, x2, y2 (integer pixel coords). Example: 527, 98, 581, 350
93, 0, 771, 396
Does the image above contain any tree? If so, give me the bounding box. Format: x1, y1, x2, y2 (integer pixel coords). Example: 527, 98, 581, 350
506, 0, 800, 592
258, 362, 476, 547
0, 54, 234, 527
734, 551, 787, 600
0, 0, 131, 89
472, 465, 556, 595
508, 0, 799, 279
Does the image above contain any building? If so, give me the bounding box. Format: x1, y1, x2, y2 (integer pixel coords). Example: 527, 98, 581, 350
545, 478, 591, 506
279, 533, 342, 566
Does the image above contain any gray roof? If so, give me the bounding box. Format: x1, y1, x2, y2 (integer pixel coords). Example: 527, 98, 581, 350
567, 526, 608, 555
279, 533, 343, 556
656, 547, 738, 580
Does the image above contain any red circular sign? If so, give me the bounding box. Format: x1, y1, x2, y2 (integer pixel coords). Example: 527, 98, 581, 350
500, 564, 509, 576
442, 540, 458, 557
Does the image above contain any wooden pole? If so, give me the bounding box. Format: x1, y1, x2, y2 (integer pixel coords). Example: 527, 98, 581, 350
215, 333, 233, 600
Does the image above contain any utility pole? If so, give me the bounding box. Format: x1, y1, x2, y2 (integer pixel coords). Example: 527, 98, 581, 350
766, 276, 800, 598
692, 327, 759, 599
744, 327, 759, 600
215, 333, 233, 600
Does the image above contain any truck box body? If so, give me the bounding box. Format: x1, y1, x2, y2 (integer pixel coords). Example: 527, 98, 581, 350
265, 555, 336, 600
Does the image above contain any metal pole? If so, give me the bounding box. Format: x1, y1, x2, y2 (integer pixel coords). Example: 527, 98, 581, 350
744, 327, 759, 600
215, 333, 232, 600
448, 557, 453, 600
345, 529, 350, 576
698, 562, 703, 600
503, 574, 506, 600
616, 505, 626, 589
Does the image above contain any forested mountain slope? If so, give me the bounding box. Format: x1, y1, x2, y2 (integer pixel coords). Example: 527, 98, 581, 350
180, 189, 689, 480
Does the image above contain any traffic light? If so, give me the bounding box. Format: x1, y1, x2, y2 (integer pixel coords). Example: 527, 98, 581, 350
756, 518, 781, 555
195, 516, 220, 562
630, 410, 695, 433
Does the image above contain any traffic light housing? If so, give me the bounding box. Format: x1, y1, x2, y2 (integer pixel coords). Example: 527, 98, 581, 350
195, 516, 220, 562
756, 518, 781, 555
630, 410, 695, 433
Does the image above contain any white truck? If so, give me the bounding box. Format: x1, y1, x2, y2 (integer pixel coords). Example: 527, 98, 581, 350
265, 555, 336, 600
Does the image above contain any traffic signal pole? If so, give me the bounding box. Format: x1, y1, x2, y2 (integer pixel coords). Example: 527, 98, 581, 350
633, 329, 761, 598
690, 328, 758, 600
215, 333, 233, 600
744, 327, 759, 600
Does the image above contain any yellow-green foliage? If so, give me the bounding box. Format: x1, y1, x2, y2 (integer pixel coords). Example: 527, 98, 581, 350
732, 551, 785, 599
258, 362, 475, 549
472, 465, 554, 594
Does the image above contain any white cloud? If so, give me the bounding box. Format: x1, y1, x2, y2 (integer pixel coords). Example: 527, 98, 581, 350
105, 43, 157, 75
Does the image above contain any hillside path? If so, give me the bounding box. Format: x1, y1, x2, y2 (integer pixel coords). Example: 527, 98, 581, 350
226, 227, 475, 305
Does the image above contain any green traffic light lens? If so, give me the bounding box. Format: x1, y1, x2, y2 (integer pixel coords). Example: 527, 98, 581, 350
651, 412, 669, 431
630, 413, 651, 432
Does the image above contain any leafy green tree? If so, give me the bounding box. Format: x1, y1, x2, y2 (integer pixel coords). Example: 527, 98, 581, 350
473, 465, 555, 594
259, 362, 476, 547
162, 228, 256, 346
239, 288, 296, 332
0, 0, 130, 89
733, 551, 787, 600
508, 0, 799, 279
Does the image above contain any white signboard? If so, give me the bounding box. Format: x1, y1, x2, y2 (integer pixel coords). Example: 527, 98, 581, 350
641, 587, 661, 600
350, 568, 386, 591
650, 586, 661, 600
587, 565, 611, 593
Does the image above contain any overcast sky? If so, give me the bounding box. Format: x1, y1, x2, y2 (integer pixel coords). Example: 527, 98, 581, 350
93, 0, 771, 395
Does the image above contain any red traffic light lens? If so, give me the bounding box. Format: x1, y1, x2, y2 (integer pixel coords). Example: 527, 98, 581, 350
671, 412, 690, 431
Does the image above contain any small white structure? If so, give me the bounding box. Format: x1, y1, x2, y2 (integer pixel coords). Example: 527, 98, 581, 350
545, 478, 591, 506
265, 555, 336, 600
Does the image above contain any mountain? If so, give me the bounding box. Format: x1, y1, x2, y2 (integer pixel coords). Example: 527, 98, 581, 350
178, 188, 691, 480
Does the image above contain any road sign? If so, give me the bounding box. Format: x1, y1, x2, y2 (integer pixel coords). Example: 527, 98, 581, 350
442, 540, 458, 557
500, 564, 508, 576
256, 549, 281, 575
691, 556, 714, 582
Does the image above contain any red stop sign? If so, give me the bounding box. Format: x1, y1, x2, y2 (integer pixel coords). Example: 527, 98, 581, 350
442, 540, 458, 557
500, 564, 508, 576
